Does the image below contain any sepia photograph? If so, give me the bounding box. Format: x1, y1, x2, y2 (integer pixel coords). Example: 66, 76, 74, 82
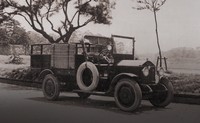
0, 0, 199, 123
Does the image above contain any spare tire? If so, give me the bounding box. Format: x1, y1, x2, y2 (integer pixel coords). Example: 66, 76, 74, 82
76, 62, 99, 91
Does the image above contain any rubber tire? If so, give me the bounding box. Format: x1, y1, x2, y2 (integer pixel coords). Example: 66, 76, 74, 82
42, 74, 60, 101
150, 78, 174, 107
77, 92, 91, 99
76, 62, 99, 91
114, 78, 142, 112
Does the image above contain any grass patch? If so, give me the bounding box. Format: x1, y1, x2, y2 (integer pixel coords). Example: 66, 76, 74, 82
2, 67, 39, 82
168, 73, 200, 94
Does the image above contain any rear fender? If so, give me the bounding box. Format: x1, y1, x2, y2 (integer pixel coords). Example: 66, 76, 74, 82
38, 69, 54, 82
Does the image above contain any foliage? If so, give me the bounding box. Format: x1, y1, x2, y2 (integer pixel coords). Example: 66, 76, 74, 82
10, 26, 30, 45
169, 73, 200, 94
134, 0, 166, 11
0, 0, 115, 43
3, 67, 38, 81
0, 28, 10, 44
0, 0, 10, 24
0, 18, 17, 45
0, 18, 30, 45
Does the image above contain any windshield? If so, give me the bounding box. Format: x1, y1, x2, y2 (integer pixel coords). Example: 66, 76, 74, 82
113, 36, 134, 55
82, 35, 112, 54
79, 35, 135, 55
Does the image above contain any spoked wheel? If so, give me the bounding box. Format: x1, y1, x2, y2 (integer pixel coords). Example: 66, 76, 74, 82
77, 92, 91, 99
150, 78, 174, 107
114, 78, 142, 112
42, 74, 60, 101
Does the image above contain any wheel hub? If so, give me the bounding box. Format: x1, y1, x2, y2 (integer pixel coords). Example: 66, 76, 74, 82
118, 86, 135, 107
45, 79, 55, 96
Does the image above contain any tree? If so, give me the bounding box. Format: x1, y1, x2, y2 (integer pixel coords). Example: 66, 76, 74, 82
0, 18, 29, 45
0, 0, 115, 43
0, 18, 19, 44
0, 0, 17, 24
0, 28, 9, 44
0, 0, 8, 24
133, 0, 166, 67
10, 26, 30, 45
0, 10, 10, 24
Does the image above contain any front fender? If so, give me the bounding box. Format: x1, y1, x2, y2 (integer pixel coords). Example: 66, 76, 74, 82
107, 73, 138, 94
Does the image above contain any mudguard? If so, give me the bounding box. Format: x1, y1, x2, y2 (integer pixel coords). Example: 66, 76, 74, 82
107, 73, 138, 93
38, 69, 54, 82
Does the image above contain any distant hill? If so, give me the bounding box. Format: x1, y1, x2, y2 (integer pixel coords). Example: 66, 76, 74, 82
162, 47, 200, 70
137, 47, 200, 70
163, 47, 200, 60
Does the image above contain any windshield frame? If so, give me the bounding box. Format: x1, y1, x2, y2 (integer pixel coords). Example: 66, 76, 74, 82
111, 35, 135, 56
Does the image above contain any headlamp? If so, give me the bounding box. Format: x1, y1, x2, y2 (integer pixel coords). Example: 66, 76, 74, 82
107, 45, 112, 51
142, 67, 149, 77
158, 67, 164, 76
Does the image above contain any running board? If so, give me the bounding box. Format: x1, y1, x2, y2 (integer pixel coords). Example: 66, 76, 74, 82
73, 90, 111, 96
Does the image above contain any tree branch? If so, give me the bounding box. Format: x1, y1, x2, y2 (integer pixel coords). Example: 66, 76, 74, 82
156, 0, 166, 9
3, 0, 112, 43
46, 3, 60, 34
17, 13, 32, 27
153, 0, 158, 8
70, 10, 79, 24
75, 16, 95, 29
25, 0, 30, 6
77, 0, 81, 26
34, 11, 44, 31
144, 0, 154, 11
62, 0, 70, 26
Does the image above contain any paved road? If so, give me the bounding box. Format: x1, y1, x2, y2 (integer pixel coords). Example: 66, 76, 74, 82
0, 83, 200, 123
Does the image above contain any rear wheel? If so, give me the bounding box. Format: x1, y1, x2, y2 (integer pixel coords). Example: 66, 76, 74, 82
150, 78, 174, 107
42, 74, 60, 101
114, 78, 142, 112
77, 92, 91, 99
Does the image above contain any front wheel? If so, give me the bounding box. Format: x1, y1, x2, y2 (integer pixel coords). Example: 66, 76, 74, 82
42, 74, 60, 101
114, 78, 142, 112
150, 78, 174, 107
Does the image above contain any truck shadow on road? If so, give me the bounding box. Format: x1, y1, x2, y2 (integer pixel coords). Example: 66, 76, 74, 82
28, 95, 170, 115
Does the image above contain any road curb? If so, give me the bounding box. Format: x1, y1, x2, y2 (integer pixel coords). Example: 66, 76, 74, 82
173, 93, 200, 105
0, 78, 41, 88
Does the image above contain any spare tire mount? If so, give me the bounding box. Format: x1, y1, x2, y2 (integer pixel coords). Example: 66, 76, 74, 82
76, 62, 99, 91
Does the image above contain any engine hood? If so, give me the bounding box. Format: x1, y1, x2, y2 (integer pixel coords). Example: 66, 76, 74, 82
117, 60, 155, 67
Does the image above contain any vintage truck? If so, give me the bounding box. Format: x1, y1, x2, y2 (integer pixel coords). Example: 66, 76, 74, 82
30, 35, 174, 112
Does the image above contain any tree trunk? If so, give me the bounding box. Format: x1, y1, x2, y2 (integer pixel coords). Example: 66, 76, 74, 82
63, 27, 75, 43
64, 31, 73, 43
153, 10, 162, 67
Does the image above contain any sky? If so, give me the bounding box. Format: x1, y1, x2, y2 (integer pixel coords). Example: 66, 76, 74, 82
14, 0, 200, 54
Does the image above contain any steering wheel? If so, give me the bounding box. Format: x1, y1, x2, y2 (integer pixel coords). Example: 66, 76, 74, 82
99, 49, 111, 63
